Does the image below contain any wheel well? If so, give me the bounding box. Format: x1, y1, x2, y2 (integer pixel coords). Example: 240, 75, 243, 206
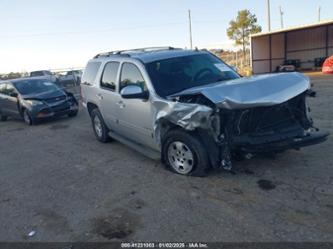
87, 102, 98, 116
160, 119, 221, 169
159, 119, 179, 142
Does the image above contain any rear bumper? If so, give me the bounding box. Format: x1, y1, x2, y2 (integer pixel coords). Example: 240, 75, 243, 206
234, 130, 329, 153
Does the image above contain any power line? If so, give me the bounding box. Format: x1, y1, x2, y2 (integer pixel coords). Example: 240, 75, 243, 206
0, 22, 186, 38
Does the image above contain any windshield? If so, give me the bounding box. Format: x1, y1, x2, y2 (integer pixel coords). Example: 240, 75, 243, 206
145, 53, 239, 97
13, 79, 60, 95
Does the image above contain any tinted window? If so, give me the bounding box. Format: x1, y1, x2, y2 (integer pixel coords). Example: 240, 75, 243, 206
101, 62, 120, 91
30, 71, 43, 77
145, 53, 239, 97
120, 63, 146, 91
13, 79, 59, 95
81, 62, 101, 85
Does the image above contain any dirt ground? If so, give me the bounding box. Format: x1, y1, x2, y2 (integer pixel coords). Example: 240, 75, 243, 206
0, 74, 332, 242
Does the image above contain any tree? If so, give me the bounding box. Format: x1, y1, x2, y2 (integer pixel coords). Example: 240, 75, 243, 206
227, 10, 262, 60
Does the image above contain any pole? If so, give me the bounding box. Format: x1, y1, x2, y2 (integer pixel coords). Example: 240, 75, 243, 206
188, 9, 193, 49
267, 0, 271, 31
318, 6, 321, 22
279, 6, 284, 29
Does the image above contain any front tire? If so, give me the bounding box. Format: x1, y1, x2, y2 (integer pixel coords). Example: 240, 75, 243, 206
23, 109, 35, 125
68, 110, 78, 117
162, 129, 209, 176
90, 108, 110, 143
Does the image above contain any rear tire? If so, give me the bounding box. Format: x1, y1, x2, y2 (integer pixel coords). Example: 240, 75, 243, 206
0, 112, 7, 121
90, 108, 110, 143
162, 129, 209, 177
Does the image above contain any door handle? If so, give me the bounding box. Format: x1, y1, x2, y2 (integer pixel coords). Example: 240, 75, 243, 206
97, 93, 103, 100
116, 101, 126, 109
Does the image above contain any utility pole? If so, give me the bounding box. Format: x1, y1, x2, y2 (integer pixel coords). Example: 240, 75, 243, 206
318, 6, 321, 22
267, 0, 271, 31
279, 6, 284, 29
188, 9, 193, 49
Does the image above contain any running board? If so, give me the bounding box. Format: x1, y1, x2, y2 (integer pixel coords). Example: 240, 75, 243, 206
108, 131, 161, 160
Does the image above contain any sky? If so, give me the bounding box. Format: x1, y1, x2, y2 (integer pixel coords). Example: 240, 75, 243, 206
0, 0, 332, 73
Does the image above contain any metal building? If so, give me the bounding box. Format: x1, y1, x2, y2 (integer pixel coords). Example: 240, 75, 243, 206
251, 20, 333, 74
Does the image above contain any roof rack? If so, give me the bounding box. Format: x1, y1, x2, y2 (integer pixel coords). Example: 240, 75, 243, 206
93, 46, 181, 59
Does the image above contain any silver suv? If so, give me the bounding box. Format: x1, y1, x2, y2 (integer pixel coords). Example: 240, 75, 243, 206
81, 47, 328, 176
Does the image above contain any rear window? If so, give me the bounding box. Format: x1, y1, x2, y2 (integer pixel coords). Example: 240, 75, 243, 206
30, 71, 44, 77
81, 62, 101, 85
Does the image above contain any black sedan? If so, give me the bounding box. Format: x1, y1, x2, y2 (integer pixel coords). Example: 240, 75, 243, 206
0, 77, 78, 125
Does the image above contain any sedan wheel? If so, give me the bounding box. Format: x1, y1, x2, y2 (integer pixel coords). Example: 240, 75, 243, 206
0, 113, 8, 121
23, 110, 32, 125
167, 141, 195, 175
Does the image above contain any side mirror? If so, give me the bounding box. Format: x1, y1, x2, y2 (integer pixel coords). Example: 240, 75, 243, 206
10, 92, 18, 98
120, 85, 149, 100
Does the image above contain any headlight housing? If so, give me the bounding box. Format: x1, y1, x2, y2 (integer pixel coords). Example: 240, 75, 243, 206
25, 100, 44, 106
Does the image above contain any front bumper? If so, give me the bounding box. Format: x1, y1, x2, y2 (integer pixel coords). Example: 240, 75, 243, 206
31, 101, 78, 119
36, 105, 78, 119
233, 130, 329, 153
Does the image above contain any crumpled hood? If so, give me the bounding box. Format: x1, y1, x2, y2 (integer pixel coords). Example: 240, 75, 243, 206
22, 89, 66, 101
171, 72, 310, 109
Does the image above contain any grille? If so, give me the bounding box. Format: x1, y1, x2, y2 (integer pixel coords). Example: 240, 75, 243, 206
51, 102, 70, 113
45, 95, 66, 104
232, 94, 306, 136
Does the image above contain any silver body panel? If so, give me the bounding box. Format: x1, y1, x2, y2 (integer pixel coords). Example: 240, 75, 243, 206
81, 53, 311, 155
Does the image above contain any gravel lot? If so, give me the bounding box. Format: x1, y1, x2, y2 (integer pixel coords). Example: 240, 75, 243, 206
0, 74, 332, 242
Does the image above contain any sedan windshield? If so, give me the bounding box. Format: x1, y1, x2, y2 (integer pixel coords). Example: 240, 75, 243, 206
145, 53, 240, 97
13, 79, 59, 95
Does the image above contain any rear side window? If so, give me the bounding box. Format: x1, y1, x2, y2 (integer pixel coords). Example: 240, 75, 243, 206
101, 62, 120, 91
81, 62, 101, 85
120, 63, 147, 91
30, 71, 44, 77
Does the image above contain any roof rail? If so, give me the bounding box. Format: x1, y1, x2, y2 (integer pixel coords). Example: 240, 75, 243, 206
93, 46, 181, 59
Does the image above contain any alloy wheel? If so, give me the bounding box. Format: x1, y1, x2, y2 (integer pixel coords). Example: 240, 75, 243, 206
167, 141, 194, 175
94, 116, 103, 138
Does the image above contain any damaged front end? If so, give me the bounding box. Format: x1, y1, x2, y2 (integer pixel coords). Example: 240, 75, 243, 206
154, 72, 329, 170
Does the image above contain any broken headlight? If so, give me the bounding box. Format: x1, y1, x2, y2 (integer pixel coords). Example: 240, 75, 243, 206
25, 100, 44, 106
